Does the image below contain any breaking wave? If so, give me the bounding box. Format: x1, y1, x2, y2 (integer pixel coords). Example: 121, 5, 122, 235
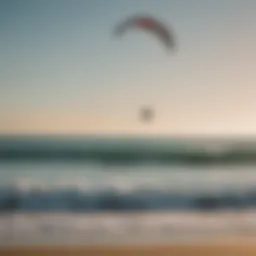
0, 180, 256, 212
1, 136, 256, 165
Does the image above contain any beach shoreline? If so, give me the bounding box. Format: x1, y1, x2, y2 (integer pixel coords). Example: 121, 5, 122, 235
1, 241, 256, 256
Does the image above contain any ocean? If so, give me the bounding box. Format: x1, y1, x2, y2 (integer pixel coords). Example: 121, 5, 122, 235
1, 135, 256, 245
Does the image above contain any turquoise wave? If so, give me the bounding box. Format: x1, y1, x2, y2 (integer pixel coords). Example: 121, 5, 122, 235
0, 187, 255, 212
1, 135, 256, 164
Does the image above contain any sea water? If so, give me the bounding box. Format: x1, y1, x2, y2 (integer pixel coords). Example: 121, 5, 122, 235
0, 135, 256, 245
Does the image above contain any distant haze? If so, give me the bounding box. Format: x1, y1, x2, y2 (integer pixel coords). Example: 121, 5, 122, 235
1, 0, 256, 136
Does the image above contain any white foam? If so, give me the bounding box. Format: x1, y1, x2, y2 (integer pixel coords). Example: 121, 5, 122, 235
1, 161, 256, 195
1, 211, 256, 245
5, 167, 256, 196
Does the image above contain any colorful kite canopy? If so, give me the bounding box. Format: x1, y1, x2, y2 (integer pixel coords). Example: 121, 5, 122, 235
114, 14, 176, 51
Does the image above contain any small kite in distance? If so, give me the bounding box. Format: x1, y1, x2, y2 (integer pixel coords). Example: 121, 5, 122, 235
140, 106, 154, 123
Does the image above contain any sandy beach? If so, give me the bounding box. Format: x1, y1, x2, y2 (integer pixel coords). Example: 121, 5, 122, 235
1, 242, 256, 256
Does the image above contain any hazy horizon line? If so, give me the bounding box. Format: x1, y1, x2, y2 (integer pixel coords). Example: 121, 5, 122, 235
1, 132, 256, 140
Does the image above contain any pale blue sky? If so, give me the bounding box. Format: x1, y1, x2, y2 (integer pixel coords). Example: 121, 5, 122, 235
1, 0, 256, 135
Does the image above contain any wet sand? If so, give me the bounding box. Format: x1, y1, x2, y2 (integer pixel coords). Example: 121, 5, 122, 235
1, 242, 256, 256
